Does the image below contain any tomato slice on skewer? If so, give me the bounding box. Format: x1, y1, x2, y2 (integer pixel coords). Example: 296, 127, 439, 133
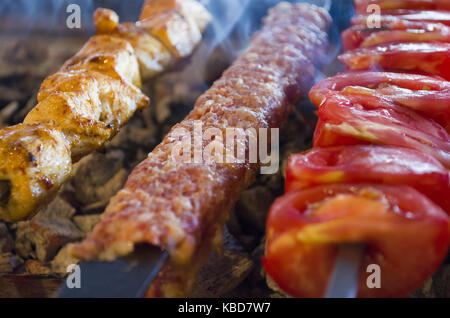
313, 93, 450, 168
263, 183, 449, 298
352, 11, 450, 27
354, 0, 450, 14
309, 71, 450, 131
286, 145, 450, 212
342, 20, 450, 51
338, 42, 450, 80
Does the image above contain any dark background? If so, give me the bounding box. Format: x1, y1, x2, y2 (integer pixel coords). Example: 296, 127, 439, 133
0, 0, 354, 35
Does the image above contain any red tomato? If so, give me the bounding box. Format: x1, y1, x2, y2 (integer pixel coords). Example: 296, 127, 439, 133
352, 11, 450, 27
313, 93, 450, 168
342, 20, 450, 51
286, 145, 450, 212
309, 71, 450, 131
338, 42, 450, 80
354, 0, 450, 14
263, 183, 449, 298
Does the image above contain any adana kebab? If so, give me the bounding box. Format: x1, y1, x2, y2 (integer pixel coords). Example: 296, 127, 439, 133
72, 2, 331, 297
0, 0, 211, 222
264, 1, 450, 297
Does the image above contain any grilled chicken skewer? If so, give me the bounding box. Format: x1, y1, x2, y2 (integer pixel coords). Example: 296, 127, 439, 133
0, 0, 211, 222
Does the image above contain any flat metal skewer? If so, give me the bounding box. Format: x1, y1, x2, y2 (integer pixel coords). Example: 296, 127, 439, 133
56, 245, 168, 298
325, 243, 365, 298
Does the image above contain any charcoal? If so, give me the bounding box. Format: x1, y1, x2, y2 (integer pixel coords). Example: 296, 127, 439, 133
226, 208, 242, 237
73, 150, 127, 207
251, 238, 286, 298
58, 179, 80, 211
34, 196, 76, 220
25, 260, 51, 275
14, 221, 37, 259
13, 91, 38, 123
134, 148, 149, 165
266, 274, 286, 296
154, 95, 172, 124
73, 214, 101, 234
140, 104, 157, 129
151, 74, 203, 125
0, 101, 18, 127
432, 265, 450, 298
0, 222, 14, 253
0, 87, 25, 105
269, 292, 287, 298
0, 36, 86, 79
31, 218, 83, 262
236, 235, 259, 251
410, 265, 450, 298
235, 186, 274, 233
227, 207, 260, 251
409, 278, 435, 298
109, 122, 157, 152
80, 200, 109, 214
258, 172, 283, 194
192, 228, 254, 298
13, 218, 83, 263
248, 238, 266, 285
203, 45, 234, 85
221, 284, 252, 298
0, 253, 23, 274
51, 244, 79, 275
279, 109, 309, 144
93, 169, 127, 204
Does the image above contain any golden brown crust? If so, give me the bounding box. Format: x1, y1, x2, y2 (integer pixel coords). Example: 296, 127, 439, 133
72, 2, 331, 297
140, 10, 201, 59
94, 8, 173, 80
93, 2, 210, 81
61, 35, 142, 88
25, 69, 149, 160
0, 124, 72, 222
140, 0, 212, 32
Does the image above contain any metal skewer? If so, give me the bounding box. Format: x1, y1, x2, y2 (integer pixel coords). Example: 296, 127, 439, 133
56, 245, 168, 298
325, 243, 365, 298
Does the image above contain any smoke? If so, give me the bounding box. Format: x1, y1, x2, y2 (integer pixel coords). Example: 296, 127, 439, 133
0, 0, 349, 92
203, 0, 333, 61
184, 0, 339, 88
0, 0, 148, 37
0, 0, 94, 36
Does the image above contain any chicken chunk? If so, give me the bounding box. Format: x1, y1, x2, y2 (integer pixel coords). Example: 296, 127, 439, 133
0, 124, 72, 222
26, 70, 148, 160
